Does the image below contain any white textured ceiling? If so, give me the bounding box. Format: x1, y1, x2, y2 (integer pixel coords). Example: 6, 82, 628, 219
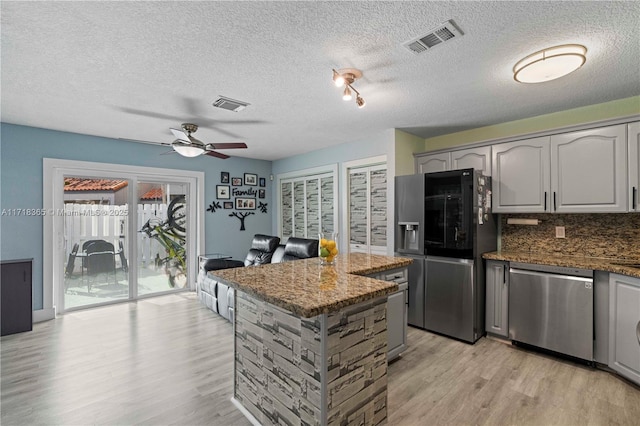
2, 1, 639, 161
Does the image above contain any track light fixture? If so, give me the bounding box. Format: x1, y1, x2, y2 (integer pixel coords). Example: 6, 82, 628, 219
332, 68, 365, 108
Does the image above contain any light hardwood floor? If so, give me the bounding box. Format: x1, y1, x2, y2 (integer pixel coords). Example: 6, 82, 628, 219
2, 293, 639, 425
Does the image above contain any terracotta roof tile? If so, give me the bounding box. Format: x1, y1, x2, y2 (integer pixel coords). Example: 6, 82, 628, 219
141, 187, 164, 200
64, 178, 128, 192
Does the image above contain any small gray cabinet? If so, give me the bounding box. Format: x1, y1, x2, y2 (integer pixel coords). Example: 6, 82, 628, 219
451, 146, 492, 176
485, 260, 509, 337
415, 152, 450, 174
609, 273, 640, 386
369, 267, 408, 361
629, 121, 640, 212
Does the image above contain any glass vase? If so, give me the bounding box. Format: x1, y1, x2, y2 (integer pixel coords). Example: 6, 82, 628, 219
318, 232, 339, 265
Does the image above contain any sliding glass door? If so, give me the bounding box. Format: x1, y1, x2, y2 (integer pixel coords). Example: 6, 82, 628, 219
50, 161, 201, 314
137, 181, 188, 297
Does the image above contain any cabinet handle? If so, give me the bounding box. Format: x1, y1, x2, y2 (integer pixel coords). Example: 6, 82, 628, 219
633, 187, 638, 210
553, 192, 557, 211
503, 266, 507, 284
544, 192, 547, 211
636, 320, 640, 345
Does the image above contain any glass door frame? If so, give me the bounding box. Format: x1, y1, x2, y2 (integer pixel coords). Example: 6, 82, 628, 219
43, 159, 204, 314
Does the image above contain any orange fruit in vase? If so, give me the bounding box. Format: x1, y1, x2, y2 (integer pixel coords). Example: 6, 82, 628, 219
320, 238, 328, 247
326, 240, 336, 250
330, 248, 338, 256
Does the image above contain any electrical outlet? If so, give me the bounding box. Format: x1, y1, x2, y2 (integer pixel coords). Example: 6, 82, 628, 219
555, 226, 566, 238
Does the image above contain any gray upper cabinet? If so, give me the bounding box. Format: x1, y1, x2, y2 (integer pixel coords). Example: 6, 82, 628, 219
608, 273, 640, 386
415, 147, 491, 175
492, 124, 628, 213
492, 137, 550, 213
451, 146, 492, 176
415, 152, 450, 174
551, 124, 627, 213
629, 121, 640, 212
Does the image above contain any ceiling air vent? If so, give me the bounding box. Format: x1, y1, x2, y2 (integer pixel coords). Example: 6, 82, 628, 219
212, 96, 250, 112
403, 20, 464, 54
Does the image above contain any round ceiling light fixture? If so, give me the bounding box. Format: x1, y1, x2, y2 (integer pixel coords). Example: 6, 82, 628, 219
172, 140, 204, 157
513, 44, 587, 84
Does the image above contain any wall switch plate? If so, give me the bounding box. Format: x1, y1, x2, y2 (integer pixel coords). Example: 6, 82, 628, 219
555, 226, 566, 238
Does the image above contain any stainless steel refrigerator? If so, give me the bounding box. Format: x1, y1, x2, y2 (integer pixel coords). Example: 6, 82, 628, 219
395, 169, 496, 343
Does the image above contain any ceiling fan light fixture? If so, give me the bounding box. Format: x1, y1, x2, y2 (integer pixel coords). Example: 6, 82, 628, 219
356, 95, 366, 108
172, 141, 204, 157
513, 44, 587, 83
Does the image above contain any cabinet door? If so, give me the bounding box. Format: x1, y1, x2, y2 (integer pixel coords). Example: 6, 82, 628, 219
1, 261, 33, 336
492, 137, 550, 213
415, 152, 451, 174
485, 260, 508, 337
387, 289, 406, 359
451, 146, 492, 176
551, 124, 627, 213
629, 122, 640, 212
609, 274, 640, 386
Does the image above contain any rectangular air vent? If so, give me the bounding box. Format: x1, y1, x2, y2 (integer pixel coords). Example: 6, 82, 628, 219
212, 96, 250, 112
403, 20, 463, 54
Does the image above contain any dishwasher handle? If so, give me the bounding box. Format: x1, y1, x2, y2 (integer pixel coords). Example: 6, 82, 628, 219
637, 320, 640, 346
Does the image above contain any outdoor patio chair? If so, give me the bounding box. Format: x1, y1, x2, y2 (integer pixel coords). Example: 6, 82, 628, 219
65, 243, 79, 278
84, 240, 117, 292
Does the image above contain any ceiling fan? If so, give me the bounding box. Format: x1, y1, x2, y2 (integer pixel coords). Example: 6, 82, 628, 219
168, 123, 247, 159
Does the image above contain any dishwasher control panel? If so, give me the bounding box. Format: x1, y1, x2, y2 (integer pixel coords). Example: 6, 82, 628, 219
510, 262, 593, 278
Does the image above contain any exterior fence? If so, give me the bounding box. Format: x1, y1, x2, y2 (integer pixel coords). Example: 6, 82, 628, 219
64, 203, 170, 267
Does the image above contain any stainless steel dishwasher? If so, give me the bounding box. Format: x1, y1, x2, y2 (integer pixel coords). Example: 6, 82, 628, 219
509, 262, 594, 361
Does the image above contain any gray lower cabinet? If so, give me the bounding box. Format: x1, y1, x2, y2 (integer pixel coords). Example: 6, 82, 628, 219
368, 267, 409, 361
485, 260, 509, 337
608, 273, 640, 386
629, 121, 640, 212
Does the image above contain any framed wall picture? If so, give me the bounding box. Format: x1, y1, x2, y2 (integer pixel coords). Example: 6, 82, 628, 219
259, 177, 266, 187
216, 185, 230, 199
221, 171, 230, 183
258, 189, 266, 199
244, 173, 257, 186
223, 201, 233, 209
236, 197, 256, 210
232, 177, 242, 186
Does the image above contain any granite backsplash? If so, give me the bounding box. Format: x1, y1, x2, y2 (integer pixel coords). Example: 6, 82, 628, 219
500, 213, 640, 259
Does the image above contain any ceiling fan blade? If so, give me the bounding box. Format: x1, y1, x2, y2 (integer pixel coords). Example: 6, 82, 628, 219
170, 128, 190, 142
208, 142, 248, 149
205, 150, 230, 159
160, 149, 177, 156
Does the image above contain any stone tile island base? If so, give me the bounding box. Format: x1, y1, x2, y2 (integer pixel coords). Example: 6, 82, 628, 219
232, 290, 388, 426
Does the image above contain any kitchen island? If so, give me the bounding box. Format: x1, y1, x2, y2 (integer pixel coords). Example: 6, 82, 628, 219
209, 253, 412, 426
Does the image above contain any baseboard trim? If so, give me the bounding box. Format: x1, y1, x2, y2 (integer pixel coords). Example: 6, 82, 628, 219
33, 308, 55, 323
231, 397, 261, 426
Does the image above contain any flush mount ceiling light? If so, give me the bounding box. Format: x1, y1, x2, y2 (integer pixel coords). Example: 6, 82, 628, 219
513, 44, 587, 84
332, 68, 366, 108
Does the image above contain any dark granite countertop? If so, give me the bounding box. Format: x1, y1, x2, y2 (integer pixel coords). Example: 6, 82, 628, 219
209, 253, 413, 318
483, 251, 640, 279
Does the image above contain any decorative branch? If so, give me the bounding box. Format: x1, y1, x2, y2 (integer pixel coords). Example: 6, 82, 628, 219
207, 201, 222, 213
229, 211, 254, 231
